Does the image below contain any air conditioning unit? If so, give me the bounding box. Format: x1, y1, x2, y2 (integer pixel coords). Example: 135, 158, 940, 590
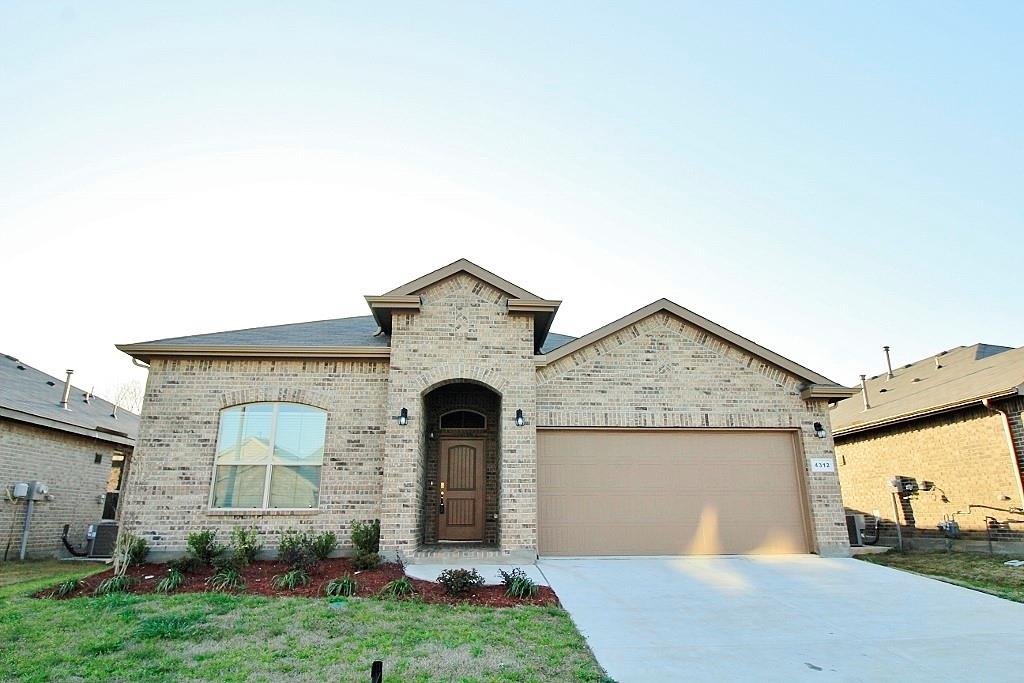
845, 514, 866, 546
88, 522, 119, 558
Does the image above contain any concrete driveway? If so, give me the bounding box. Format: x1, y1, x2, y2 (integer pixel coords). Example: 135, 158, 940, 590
538, 556, 1024, 682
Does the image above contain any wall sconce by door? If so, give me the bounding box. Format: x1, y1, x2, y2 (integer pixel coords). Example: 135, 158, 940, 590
813, 422, 826, 438
398, 408, 408, 426
515, 409, 525, 427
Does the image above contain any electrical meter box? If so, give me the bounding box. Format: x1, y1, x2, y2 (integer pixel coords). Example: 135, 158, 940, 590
12, 482, 29, 499
28, 481, 48, 501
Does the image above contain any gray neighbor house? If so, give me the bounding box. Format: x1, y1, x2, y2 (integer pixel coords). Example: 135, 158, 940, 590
0, 354, 138, 560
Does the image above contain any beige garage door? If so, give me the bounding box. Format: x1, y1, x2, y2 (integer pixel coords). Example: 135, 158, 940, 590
538, 430, 809, 556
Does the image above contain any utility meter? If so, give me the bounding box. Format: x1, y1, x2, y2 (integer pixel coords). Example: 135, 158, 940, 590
29, 482, 49, 501
12, 482, 29, 499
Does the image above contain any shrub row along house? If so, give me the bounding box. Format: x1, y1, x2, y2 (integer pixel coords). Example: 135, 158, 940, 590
1, 354, 137, 559
833, 344, 1024, 551
116, 259, 857, 562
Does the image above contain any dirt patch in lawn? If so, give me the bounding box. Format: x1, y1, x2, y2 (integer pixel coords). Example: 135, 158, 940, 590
36, 558, 558, 607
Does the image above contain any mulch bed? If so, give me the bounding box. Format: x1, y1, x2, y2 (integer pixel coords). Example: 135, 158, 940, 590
36, 558, 559, 608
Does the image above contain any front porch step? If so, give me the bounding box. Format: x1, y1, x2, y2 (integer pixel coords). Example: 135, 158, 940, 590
403, 544, 535, 565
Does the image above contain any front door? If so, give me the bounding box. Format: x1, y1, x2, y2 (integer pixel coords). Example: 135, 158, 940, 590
438, 438, 485, 541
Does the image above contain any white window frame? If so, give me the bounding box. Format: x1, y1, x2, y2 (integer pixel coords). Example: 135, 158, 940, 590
208, 402, 326, 511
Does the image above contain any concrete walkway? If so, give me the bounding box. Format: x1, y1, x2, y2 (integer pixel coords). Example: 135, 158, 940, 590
538, 556, 1024, 682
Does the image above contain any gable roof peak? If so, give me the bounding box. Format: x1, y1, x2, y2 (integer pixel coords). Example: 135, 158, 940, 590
383, 258, 541, 299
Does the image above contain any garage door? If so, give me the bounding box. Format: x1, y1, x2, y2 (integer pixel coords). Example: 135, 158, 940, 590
538, 430, 809, 556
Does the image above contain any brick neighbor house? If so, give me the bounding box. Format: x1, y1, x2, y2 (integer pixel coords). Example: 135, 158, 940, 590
115, 259, 856, 563
1, 354, 138, 560
832, 344, 1024, 551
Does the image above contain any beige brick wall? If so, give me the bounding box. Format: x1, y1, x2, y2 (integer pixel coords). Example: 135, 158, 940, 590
0, 420, 126, 559
835, 400, 1024, 543
119, 358, 388, 556
382, 273, 537, 557
536, 311, 850, 555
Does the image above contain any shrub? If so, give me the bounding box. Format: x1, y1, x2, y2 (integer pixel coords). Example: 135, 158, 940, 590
277, 528, 317, 570
272, 568, 311, 590
229, 526, 263, 566
325, 575, 358, 597
352, 552, 381, 571
350, 520, 380, 555
377, 577, 416, 600
95, 574, 134, 596
207, 566, 245, 592
310, 531, 338, 561
155, 569, 185, 594
437, 568, 485, 596
52, 578, 83, 598
114, 532, 149, 568
166, 555, 201, 574
498, 568, 538, 599
186, 529, 224, 565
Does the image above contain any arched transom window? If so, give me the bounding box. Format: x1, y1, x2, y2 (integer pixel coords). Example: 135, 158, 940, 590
211, 402, 327, 509
439, 410, 486, 429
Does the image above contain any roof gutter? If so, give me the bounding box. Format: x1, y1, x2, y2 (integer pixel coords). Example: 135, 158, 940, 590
834, 386, 1023, 438
116, 343, 392, 364
0, 407, 136, 446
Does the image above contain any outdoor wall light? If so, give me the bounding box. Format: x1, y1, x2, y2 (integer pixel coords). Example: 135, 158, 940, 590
398, 408, 408, 426
515, 409, 525, 427
813, 422, 826, 438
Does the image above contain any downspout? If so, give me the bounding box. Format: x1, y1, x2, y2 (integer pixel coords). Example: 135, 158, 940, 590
982, 395, 1024, 509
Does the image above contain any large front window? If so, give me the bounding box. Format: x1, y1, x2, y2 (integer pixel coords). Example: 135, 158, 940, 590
211, 403, 327, 509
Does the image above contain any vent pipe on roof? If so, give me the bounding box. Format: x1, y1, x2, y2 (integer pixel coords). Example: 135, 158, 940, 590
883, 346, 895, 380
935, 356, 943, 370
860, 374, 871, 410
60, 369, 74, 410
84, 386, 93, 404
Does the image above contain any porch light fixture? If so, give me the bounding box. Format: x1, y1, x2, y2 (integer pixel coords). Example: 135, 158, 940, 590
515, 409, 525, 427
813, 422, 826, 438
398, 408, 408, 426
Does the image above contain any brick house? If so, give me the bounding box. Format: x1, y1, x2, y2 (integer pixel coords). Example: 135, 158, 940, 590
832, 344, 1024, 551
1, 354, 137, 560
116, 259, 856, 562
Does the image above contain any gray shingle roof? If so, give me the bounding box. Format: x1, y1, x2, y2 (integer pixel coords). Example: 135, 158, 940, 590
0, 353, 139, 443
830, 343, 1024, 435
124, 314, 577, 355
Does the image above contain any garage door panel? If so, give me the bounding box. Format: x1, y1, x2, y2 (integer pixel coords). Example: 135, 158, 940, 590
537, 430, 809, 556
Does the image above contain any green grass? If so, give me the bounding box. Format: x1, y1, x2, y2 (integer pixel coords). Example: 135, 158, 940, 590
0, 592, 609, 682
0, 560, 107, 599
859, 550, 1024, 603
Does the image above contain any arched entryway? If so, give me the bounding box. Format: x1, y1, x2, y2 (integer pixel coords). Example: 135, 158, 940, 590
421, 382, 501, 547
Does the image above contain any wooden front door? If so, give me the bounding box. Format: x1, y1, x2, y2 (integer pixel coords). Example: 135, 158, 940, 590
438, 439, 485, 541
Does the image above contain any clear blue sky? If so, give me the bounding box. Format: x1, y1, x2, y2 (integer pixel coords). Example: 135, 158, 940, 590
1, 2, 1021, 397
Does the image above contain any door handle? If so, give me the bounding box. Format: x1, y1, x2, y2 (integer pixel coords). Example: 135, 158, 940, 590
439, 481, 445, 514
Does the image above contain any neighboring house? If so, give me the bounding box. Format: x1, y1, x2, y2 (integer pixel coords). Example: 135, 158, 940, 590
832, 344, 1024, 550
1, 354, 138, 560
115, 259, 856, 562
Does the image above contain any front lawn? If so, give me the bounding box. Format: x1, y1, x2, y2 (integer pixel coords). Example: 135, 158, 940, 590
0, 560, 107, 599
859, 550, 1024, 603
0, 591, 607, 682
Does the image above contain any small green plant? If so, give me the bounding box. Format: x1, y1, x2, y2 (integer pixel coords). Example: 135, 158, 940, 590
498, 567, 539, 599
94, 574, 134, 596
52, 578, 84, 598
187, 529, 225, 565
350, 520, 380, 555
112, 531, 150, 569
229, 526, 263, 566
324, 574, 358, 597
155, 569, 185, 594
207, 567, 245, 592
277, 528, 317, 570
166, 554, 202, 574
377, 576, 416, 600
310, 530, 338, 560
272, 568, 311, 590
352, 551, 381, 571
437, 568, 485, 595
